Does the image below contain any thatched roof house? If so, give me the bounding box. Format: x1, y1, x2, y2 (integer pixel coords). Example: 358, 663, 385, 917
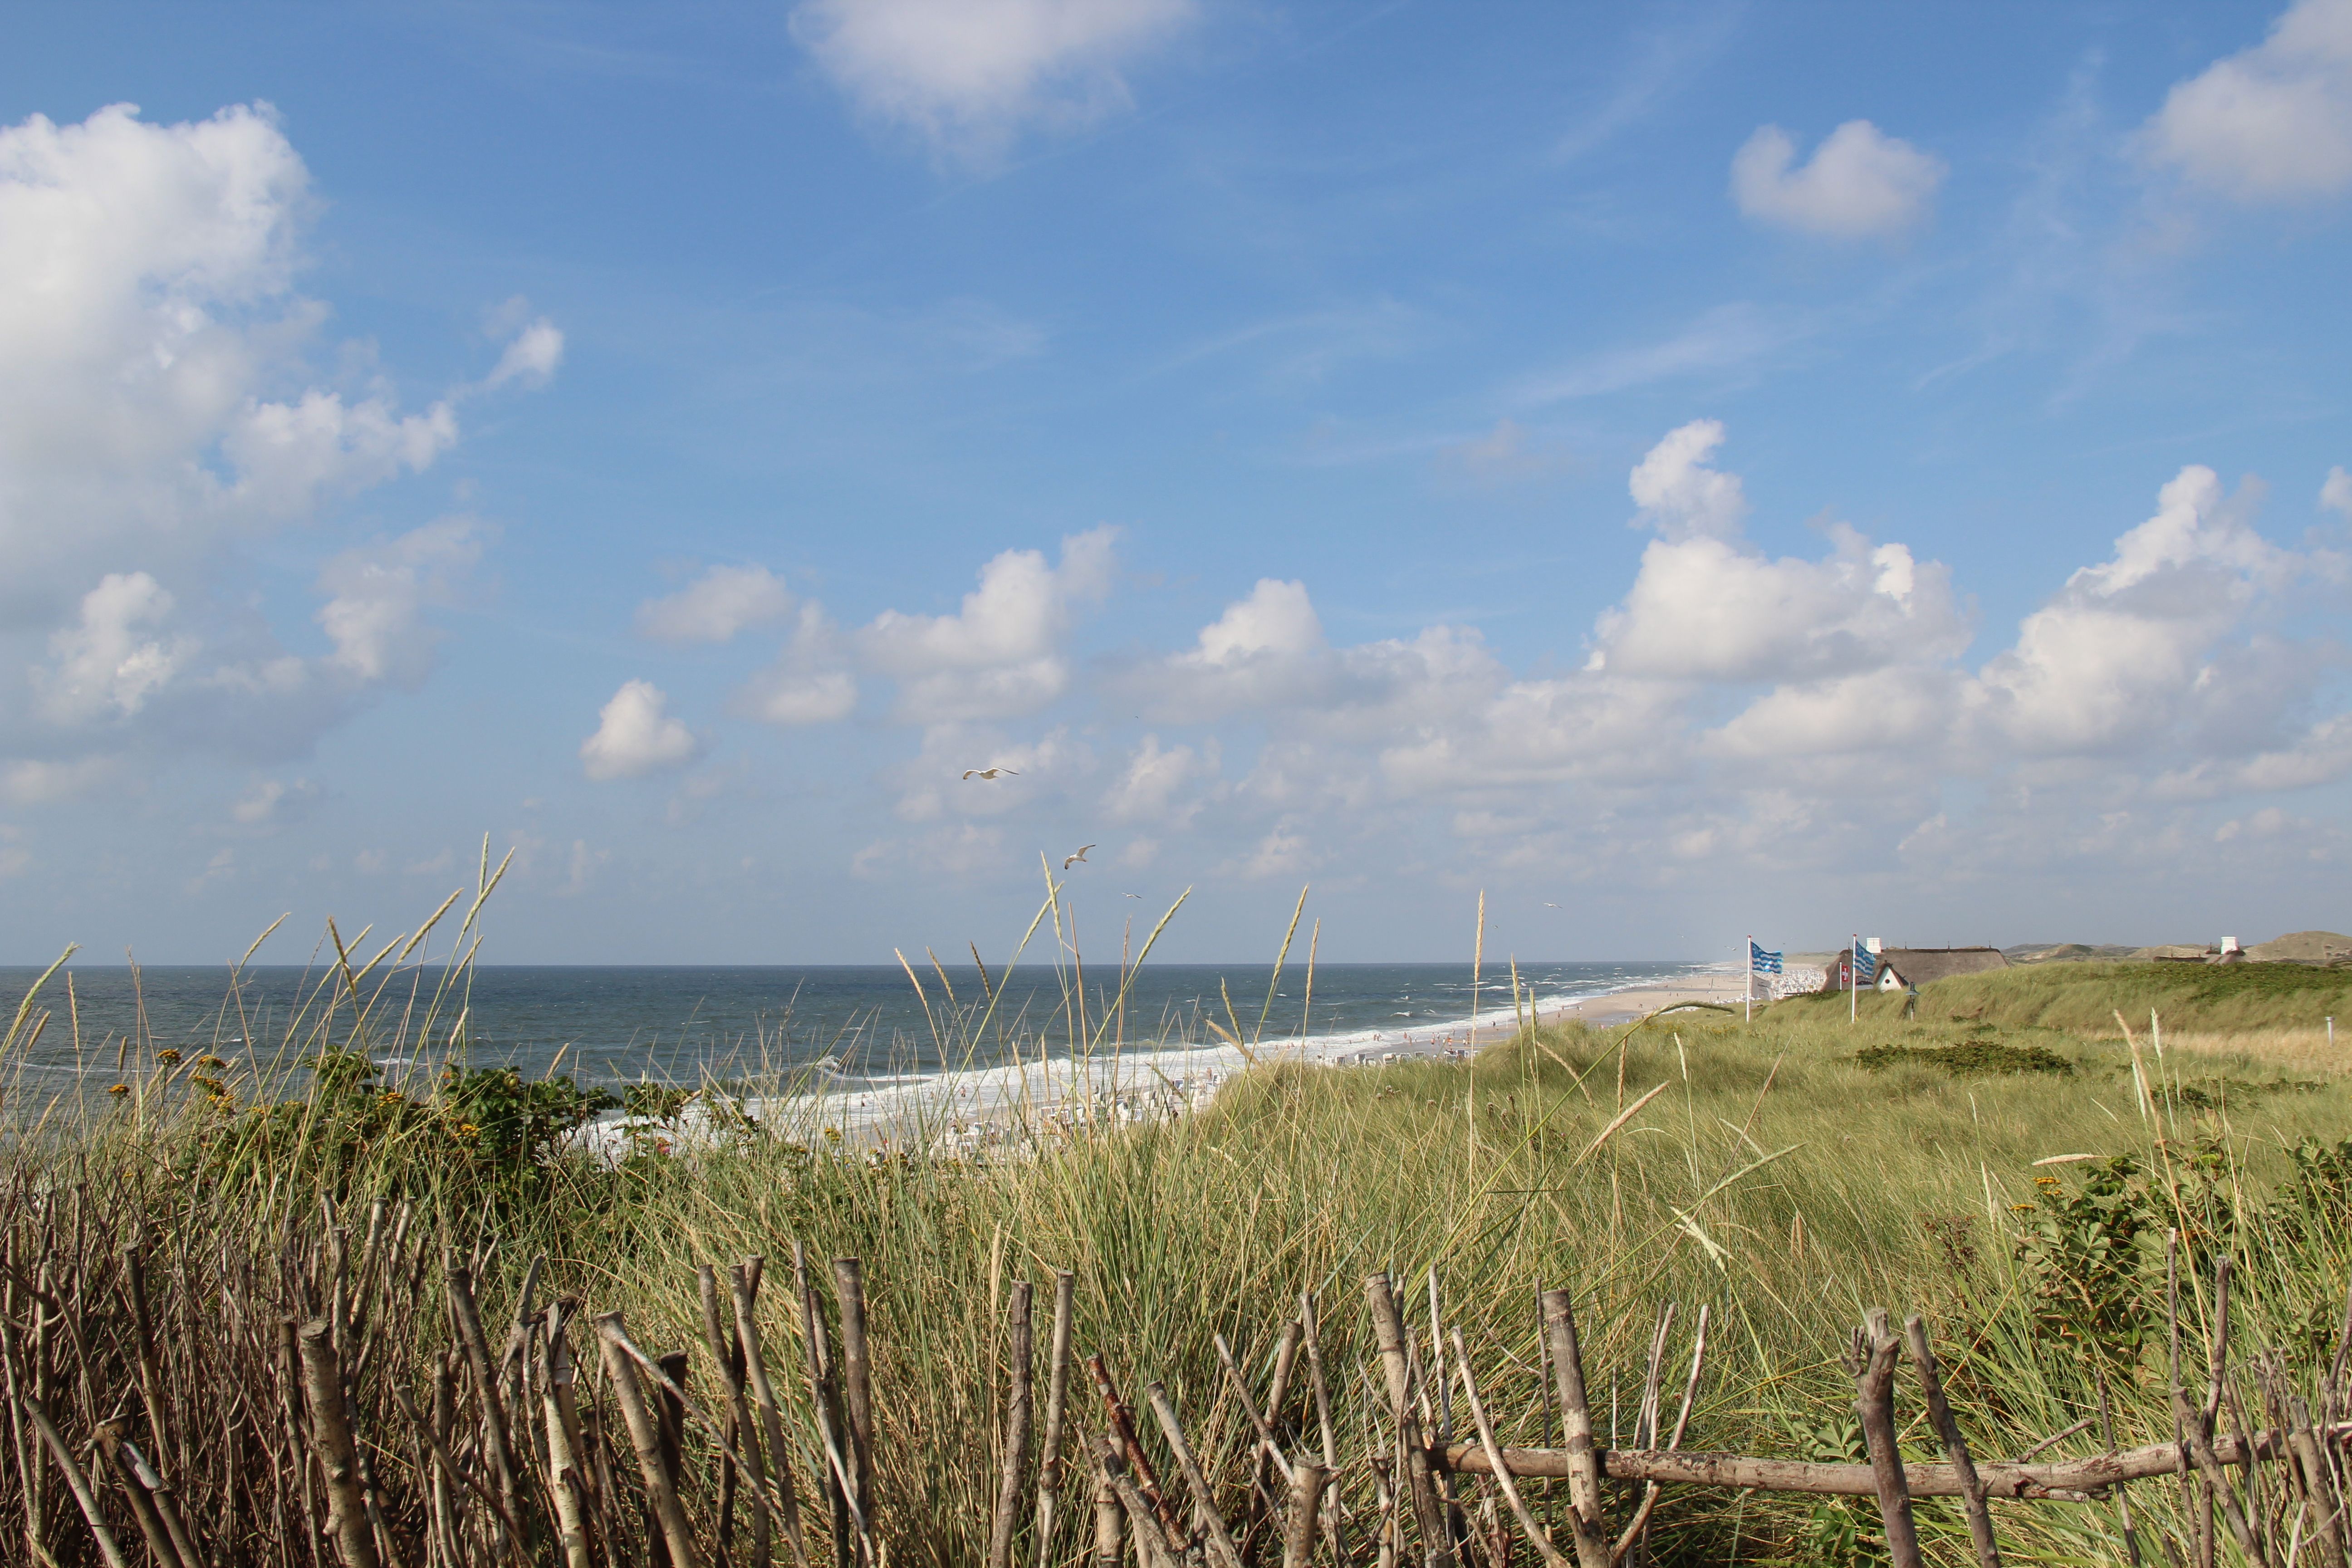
1872, 947, 2010, 990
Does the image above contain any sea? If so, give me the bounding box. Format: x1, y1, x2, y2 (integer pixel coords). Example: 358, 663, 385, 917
0, 960, 1714, 1125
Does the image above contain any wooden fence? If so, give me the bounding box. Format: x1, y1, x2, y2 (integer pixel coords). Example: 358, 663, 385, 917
4, 1195, 2347, 1567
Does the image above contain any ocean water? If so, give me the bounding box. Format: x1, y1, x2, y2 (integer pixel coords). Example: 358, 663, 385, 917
0, 959, 1708, 1102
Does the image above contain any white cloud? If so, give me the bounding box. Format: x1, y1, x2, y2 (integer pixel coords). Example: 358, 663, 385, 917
1230, 823, 1312, 880
858, 525, 1116, 721
637, 565, 795, 645
34, 573, 190, 723
231, 774, 319, 828
1731, 120, 1945, 238
485, 317, 565, 389
1102, 733, 1219, 826
580, 680, 703, 780
314, 519, 484, 686
559, 838, 609, 896
187, 846, 235, 894
1, 758, 116, 806
1627, 418, 1748, 541
1595, 421, 1969, 682
2324, 466, 2352, 519
793, 0, 1194, 159
737, 607, 860, 725
0, 103, 548, 791
1968, 466, 2290, 754
1079, 427, 2347, 899
887, 723, 1089, 822
2144, 0, 2352, 201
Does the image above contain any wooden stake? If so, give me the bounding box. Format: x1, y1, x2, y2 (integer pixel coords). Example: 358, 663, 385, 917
1537, 1289, 1613, 1568
1448, 1328, 1567, 1568
794, 1245, 854, 1568
654, 1348, 691, 1568
1300, 1292, 1350, 1566
1366, 1273, 1459, 1568
448, 1259, 524, 1552
1846, 1310, 1922, 1568
22, 1395, 130, 1568
1283, 1462, 1332, 1568
297, 1318, 382, 1568
830, 1257, 876, 1550
732, 1263, 814, 1568
1902, 1315, 2000, 1568
541, 1301, 596, 1568
988, 1280, 1035, 1568
1143, 1382, 1242, 1568
1034, 1271, 1077, 1568
1090, 1452, 1123, 1568
597, 1313, 701, 1568
701, 1264, 768, 1568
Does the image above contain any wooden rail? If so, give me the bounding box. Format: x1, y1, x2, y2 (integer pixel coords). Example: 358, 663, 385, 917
1442, 1422, 2352, 1500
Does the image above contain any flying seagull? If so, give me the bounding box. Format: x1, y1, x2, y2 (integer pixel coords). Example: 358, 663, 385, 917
1544, 902, 1561, 908
1063, 844, 1096, 869
962, 767, 1019, 780
1123, 892, 1142, 898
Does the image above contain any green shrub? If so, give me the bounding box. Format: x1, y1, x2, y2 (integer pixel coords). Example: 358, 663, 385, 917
1853, 1040, 2074, 1076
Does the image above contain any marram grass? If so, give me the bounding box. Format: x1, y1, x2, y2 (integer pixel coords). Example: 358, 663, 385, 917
3, 931, 2351, 1565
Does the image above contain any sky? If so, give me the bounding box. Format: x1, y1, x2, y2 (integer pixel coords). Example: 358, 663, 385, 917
2, 0, 2349, 966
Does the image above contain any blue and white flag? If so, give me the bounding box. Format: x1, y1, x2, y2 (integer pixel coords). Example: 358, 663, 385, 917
1749, 941, 1783, 975
1852, 939, 1877, 985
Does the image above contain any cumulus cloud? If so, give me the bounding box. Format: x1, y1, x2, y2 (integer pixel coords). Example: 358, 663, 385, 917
637, 565, 796, 645
858, 525, 1116, 721
314, 519, 484, 686
1731, 120, 1945, 238
1595, 421, 1969, 682
793, 0, 1194, 159
2325, 466, 2352, 519
736, 607, 860, 725
34, 573, 190, 724
1969, 466, 2293, 754
580, 680, 702, 780
1072, 426, 2347, 898
0, 103, 554, 793
2144, 0, 2352, 201
1101, 733, 1219, 827
1626, 418, 1748, 540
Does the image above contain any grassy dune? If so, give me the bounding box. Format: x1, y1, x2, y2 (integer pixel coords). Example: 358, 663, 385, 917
1909, 958, 2352, 1037
5, 948, 2352, 1565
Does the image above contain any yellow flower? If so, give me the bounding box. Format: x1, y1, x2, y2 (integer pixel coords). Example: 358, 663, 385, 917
108, 1083, 130, 1096
157, 1048, 184, 1066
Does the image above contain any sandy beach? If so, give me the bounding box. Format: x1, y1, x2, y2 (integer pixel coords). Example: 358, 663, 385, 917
735, 965, 1761, 1156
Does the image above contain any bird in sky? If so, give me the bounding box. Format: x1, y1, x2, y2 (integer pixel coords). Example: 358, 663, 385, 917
1063, 844, 1096, 869
961, 767, 1019, 780
1123, 892, 1142, 898
1544, 902, 1560, 908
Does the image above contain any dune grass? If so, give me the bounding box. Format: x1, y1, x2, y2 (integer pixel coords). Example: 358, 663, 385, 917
1915, 958, 2352, 1036
5, 939, 2352, 1564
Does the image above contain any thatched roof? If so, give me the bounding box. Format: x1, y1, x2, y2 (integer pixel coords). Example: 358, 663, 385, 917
1878, 947, 2010, 986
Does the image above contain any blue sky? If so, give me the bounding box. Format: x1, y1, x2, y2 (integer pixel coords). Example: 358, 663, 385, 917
3, 0, 2349, 965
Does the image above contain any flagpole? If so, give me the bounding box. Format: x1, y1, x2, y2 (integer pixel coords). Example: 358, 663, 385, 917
1744, 935, 1753, 1024
1850, 932, 1859, 1025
